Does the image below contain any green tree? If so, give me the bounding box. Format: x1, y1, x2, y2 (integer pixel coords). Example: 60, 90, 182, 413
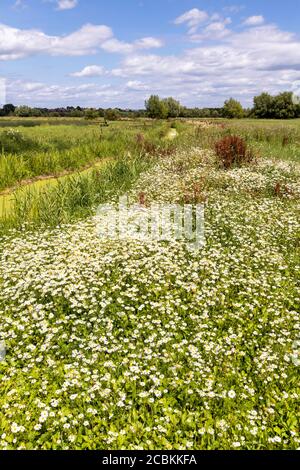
253, 92, 274, 118
104, 108, 120, 121
15, 106, 34, 117
163, 97, 183, 118
272, 92, 296, 119
84, 108, 99, 120
222, 98, 244, 119
253, 91, 298, 119
2, 104, 16, 116
145, 95, 168, 119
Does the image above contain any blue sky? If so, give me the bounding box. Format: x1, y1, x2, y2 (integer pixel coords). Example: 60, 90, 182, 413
1, 0, 300, 108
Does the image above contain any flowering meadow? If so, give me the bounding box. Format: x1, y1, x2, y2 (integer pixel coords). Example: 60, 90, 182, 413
0, 132, 299, 449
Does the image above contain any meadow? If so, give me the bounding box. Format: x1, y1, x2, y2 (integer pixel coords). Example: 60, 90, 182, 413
0, 117, 299, 450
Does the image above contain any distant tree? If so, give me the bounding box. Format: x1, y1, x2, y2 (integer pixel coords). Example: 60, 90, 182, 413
145, 95, 168, 119
243, 108, 252, 118
163, 97, 183, 118
253, 91, 298, 119
104, 108, 120, 121
272, 92, 296, 119
84, 108, 99, 120
69, 109, 84, 117
3, 104, 16, 116
210, 109, 221, 118
32, 108, 42, 117
222, 98, 244, 119
253, 92, 274, 118
15, 106, 34, 117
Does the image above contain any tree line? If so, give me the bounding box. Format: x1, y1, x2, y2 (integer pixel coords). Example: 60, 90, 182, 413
1, 91, 299, 120
0, 104, 145, 120
145, 92, 300, 119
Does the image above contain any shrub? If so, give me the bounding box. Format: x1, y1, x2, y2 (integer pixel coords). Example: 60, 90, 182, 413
0, 129, 38, 153
84, 108, 99, 120
215, 135, 254, 169
222, 98, 244, 119
104, 108, 120, 121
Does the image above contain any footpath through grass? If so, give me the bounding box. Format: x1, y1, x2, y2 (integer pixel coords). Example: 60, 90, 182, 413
0, 120, 186, 233
0, 120, 174, 193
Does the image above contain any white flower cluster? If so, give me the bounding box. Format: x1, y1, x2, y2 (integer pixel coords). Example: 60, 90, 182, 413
0, 147, 299, 450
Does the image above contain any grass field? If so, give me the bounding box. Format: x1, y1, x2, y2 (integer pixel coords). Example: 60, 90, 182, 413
0, 118, 299, 450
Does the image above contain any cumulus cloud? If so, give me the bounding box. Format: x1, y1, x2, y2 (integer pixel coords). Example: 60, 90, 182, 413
174, 8, 209, 34
134, 37, 163, 49
0, 22, 162, 60
191, 18, 232, 41
6, 79, 135, 107
109, 21, 300, 107
101, 38, 134, 54
101, 36, 163, 54
0, 23, 113, 59
126, 80, 149, 91
243, 15, 265, 26
56, 0, 78, 10
174, 8, 232, 38
70, 65, 105, 77
3, 8, 300, 108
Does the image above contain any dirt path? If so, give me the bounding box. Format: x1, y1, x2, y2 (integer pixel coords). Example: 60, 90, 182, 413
166, 128, 178, 140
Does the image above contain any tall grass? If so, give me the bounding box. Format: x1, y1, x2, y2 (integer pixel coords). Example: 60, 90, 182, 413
2, 117, 299, 236
0, 155, 151, 234
191, 119, 300, 162
0, 121, 180, 191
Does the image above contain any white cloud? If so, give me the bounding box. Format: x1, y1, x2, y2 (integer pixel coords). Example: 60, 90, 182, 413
109, 21, 300, 107
0, 22, 163, 60
56, 0, 78, 10
191, 18, 232, 41
243, 15, 265, 26
126, 80, 149, 91
101, 38, 133, 54
0, 23, 113, 59
3, 10, 300, 108
174, 8, 209, 34
6, 79, 128, 107
101, 36, 163, 54
70, 65, 105, 77
51, 24, 113, 55
174, 8, 232, 38
134, 37, 163, 49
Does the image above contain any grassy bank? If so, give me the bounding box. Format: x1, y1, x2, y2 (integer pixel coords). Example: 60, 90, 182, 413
0, 120, 186, 234
0, 120, 176, 192
0, 154, 151, 233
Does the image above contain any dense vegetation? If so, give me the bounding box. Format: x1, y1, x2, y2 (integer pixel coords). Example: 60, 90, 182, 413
0, 122, 170, 192
0, 118, 299, 450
